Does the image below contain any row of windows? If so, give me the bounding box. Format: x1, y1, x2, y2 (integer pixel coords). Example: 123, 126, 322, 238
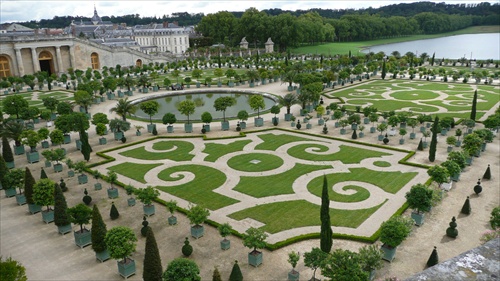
136, 36, 188, 46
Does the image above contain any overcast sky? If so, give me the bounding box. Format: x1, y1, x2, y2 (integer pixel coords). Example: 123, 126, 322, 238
0, 0, 494, 24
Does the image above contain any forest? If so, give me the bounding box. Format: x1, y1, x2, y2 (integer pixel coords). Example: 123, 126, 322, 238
10, 2, 500, 52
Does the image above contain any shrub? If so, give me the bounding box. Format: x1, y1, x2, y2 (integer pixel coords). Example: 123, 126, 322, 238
229, 260, 243, 281
490, 207, 500, 230
187, 205, 210, 226
380, 216, 412, 247
110, 202, 119, 220
483, 164, 491, 180
426, 246, 439, 267
243, 227, 268, 253
405, 184, 433, 214
182, 237, 193, 257
82, 188, 92, 205
163, 258, 200, 281
212, 267, 222, 281
461, 196, 471, 215
0, 256, 27, 281
105, 226, 137, 262
446, 216, 458, 238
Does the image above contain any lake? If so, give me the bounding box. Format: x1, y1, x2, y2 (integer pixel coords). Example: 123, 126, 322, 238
362, 33, 500, 60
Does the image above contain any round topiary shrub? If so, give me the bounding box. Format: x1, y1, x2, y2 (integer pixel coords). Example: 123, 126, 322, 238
82, 188, 92, 205
446, 216, 458, 238
182, 237, 193, 257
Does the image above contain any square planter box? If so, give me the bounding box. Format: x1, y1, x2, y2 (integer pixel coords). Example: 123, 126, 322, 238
221, 121, 229, 131
78, 174, 88, 184
254, 118, 264, 127
4, 188, 17, 198
94, 183, 102, 190
240, 122, 246, 129
202, 124, 211, 133
117, 258, 136, 279
54, 163, 63, 173
58, 224, 72, 235
14, 145, 25, 155
74, 229, 92, 248
184, 123, 193, 133
168, 216, 177, 225
96, 249, 110, 262
128, 198, 136, 206
16, 194, 26, 205
28, 204, 42, 214
114, 131, 124, 140
41, 141, 50, 148
63, 134, 71, 144
167, 126, 174, 133
288, 270, 300, 281
411, 212, 425, 226
42, 210, 55, 224
220, 239, 230, 250
248, 251, 263, 267
6, 161, 15, 169
99, 138, 107, 145
191, 225, 204, 239
26, 151, 40, 163
381, 244, 397, 262
136, 131, 142, 136
76, 140, 82, 150
107, 188, 119, 199
143, 204, 155, 216
147, 124, 155, 133
68, 170, 75, 177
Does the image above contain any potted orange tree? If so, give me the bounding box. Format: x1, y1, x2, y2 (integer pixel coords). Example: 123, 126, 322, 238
187, 204, 210, 239
68, 203, 93, 248
379, 216, 413, 262
405, 184, 433, 226
105, 226, 138, 278
32, 178, 56, 223
218, 223, 233, 250
243, 227, 268, 267
136, 186, 159, 216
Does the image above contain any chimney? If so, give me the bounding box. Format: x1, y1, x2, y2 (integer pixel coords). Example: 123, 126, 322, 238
163, 21, 168, 28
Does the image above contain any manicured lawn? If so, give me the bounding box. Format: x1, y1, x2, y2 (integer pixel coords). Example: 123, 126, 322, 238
120, 140, 195, 161
157, 164, 238, 210
108, 162, 162, 183
234, 163, 332, 198
255, 133, 316, 151
329, 185, 371, 203
390, 90, 440, 100
308, 168, 417, 196
229, 199, 386, 234
227, 153, 284, 172
373, 161, 391, 167
203, 139, 252, 162
287, 144, 390, 164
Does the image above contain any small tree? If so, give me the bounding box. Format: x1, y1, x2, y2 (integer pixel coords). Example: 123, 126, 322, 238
32, 178, 56, 212
380, 216, 412, 248
105, 226, 137, 263
139, 101, 160, 125
107, 170, 118, 189
229, 260, 243, 281
359, 244, 384, 272
321, 249, 368, 281
249, 95, 265, 118
427, 165, 450, 188
110, 202, 120, 220
304, 247, 327, 281
4, 168, 24, 195
82, 188, 92, 205
470, 89, 478, 121
53, 184, 71, 227
243, 227, 268, 254
218, 223, 233, 242
405, 183, 433, 214
490, 207, 500, 230
426, 246, 439, 267
166, 200, 177, 217
162, 113, 177, 126
187, 204, 210, 227
178, 100, 196, 124
288, 251, 300, 274
67, 203, 92, 233
143, 228, 163, 281
91, 205, 107, 253
237, 110, 249, 123
213, 96, 236, 122
0, 256, 27, 281
163, 258, 200, 281
428, 116, 439, 162
136, 186, 160, 206
201, 112, 212, 126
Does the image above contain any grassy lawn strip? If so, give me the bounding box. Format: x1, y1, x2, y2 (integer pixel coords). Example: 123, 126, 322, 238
234, 163, 331, 198
287, 144, 391, 164
229, 199, 386, 234
120, 141, 195, 161
108, 162, 162, 184
308, 168, 418, 195
157, 164, 238, 210
255, 133, 316, 151
227, 153, 284, 172
202, 139, 252, 162
329, 185, 370, 203
373, 161, 391, 167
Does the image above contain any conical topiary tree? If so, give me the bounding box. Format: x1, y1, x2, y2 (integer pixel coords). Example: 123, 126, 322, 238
91, 205, 108, 254
417, 139, 423, 151
461, 196, 471, 215
320, 175, 333, 253
483, 164, 491, 180
212, 267, 222, 281
229, 260, 243, 281
54, 184, 71, 228
2, 136, 14, 164
426, 246, 439, 267
143, 227, 163, 281
474, 179, 482, 195
351, 129, 357, 139
24, 167, 36, 205
182, 237, 193, 257
0, 154, 8, 188
446, 216, 458, 238
40, 167, 48, 179
110, 202, 119, 220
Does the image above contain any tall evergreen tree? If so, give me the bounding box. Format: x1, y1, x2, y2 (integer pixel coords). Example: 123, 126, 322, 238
24, 167, 36, 205
430, 52, 435, 66
0, 153, 8, 188
2, 136, 14, 163
53, 184, 71, 227
381, 60, 387, 80
110, 202, 119, 220
143, 228, 163, 281
428, 116, 439, 162
426, 246, 438, 267
40, 168, 48, 179
91, 205, 108, 254
320, 175, 333, 253
470, 90, 477, 121
79, 127, 92, 161
229, 260, 243, 281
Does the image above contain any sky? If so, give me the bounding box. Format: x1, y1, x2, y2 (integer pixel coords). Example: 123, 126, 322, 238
0, 0, 495, 24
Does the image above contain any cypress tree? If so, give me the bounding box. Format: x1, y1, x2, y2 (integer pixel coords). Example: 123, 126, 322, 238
470, 90, 477, 121
54, 184, 71, 227
143, 228, 163, 281
79, 129, 92, 162
426, 246, 438, 267
24, 167, 36, 205
461, 196, 471, 215
91, 205, 107, 253
0, 153, 8, 188
483, 164, 491, 180
110, 202, 119, 220
2, 136, 14, 163
431, 52, 435, 66
428, 116, 439, 162
446, 216, 458, 238
381, 60, 387, 80
229, 260, 243, 281
320, 175, 333, 253
417, 138, 424, 151
212, 267, 222, 281
40, 168, 48, 179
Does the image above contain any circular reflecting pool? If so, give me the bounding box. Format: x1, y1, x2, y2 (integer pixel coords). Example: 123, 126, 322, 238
133, 90, 277, 121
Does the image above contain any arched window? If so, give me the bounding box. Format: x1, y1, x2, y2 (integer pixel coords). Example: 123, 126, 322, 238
136, 59, 142, 67
0, 56, 11, 77
91, 52, 100, 70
